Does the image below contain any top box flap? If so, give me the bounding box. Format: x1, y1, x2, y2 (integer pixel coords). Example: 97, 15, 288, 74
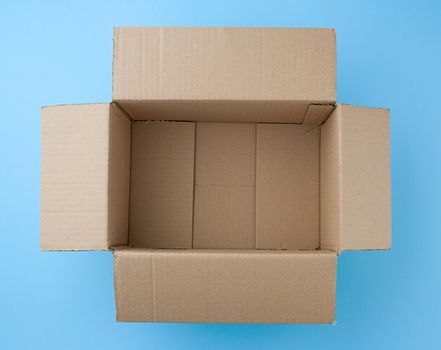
113, 27, 336, 103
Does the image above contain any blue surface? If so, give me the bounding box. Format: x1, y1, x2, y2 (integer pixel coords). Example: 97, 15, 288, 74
1, 1, 440, 349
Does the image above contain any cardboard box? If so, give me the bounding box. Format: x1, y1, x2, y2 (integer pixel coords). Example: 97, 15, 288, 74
41, 27, 391, 324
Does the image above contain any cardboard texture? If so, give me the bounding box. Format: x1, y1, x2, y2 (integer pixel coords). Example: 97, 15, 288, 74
116, 100, 334, 124
41, 27, 391, 324
303, 104, 336, 125
41, 103, 130, 250
320, 105, 391, 252
193, 123, 256, 249
129, 121, 195, 249
256, 124, 320, 250
108, 104, 132, 247
193, 185, 256, 249
113, 27, 335, 123
114, 248, 337, 324
113, 27, 336, 101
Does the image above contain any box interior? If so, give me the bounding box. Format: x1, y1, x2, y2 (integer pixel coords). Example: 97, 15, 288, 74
122, 109, 325, 251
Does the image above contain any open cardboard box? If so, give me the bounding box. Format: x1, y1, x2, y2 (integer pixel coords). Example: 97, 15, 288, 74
41, 27, 391, 324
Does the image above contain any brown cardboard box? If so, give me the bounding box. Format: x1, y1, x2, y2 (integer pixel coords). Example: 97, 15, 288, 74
41, 27, 391, 324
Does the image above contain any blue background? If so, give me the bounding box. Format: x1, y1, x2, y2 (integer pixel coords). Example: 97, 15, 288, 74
1, 0, 440, 349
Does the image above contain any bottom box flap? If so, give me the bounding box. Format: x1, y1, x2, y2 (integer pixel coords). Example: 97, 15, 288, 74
113, 248, 337, 324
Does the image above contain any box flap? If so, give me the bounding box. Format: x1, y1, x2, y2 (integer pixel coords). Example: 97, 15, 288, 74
113, 27, 336, 102
320, 105, 391, 252
41, 103, 131, 250
113, 248, 337, 324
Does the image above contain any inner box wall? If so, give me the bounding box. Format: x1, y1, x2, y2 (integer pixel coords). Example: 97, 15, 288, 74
193, 123, 256, 249
129, 121, 195, 248
128, 121, 320, 250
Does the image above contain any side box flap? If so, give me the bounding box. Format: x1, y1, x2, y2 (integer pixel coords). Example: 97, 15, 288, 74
113, 248, 337, 324
320, 105, 391, 252
41, 103, 131, 251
